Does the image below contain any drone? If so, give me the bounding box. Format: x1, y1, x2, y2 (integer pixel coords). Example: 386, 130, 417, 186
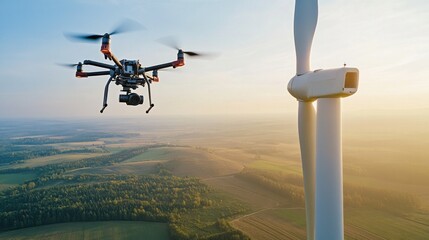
63, 21, 207, 114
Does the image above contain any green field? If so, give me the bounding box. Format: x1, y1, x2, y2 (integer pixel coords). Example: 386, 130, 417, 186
13, 152, 107, 168
124, 147, 173, 162
344, 209, 429, 240
248, 160, 302, 175
0, 173, 37, 190
270, 208, 306, 228
0, 221, 170, 240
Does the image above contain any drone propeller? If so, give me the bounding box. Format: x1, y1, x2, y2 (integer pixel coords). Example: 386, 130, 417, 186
157, 37, 213, 58
67, 34, 104, 42
65, 19, 144, 43
56, 62, 81, 68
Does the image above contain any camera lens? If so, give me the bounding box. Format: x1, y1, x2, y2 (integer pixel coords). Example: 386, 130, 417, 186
128, 93, 141, 105
119, 94, 129, 103
119, 93, 143, 105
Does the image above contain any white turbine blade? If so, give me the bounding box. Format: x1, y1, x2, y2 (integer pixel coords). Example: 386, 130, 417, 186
294, 0, 318, 75
315, 98, 344, 240
298, 101, 316, 240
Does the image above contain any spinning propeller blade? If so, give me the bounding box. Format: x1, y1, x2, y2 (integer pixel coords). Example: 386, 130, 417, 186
56, 63, 81, 68
109, 18, 145, 35
65, 19, 144, 43
64, 33, 104, 42
157, 37, 214, 58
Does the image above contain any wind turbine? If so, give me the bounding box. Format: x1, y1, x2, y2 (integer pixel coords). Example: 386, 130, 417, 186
287, 0, 359, 239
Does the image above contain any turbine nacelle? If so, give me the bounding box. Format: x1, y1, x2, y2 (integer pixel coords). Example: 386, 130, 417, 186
288, 67, 359, 102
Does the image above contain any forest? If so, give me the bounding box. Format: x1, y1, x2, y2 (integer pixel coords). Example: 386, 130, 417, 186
0, 146, 250, 240
0, 174, 209, 230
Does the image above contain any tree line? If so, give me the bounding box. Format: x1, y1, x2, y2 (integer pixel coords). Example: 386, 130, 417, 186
237, 168, 305, 204
0, 145, 107, 165
9, 132, 137, 145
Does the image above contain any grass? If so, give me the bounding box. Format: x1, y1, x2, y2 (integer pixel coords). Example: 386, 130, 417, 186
125, 146, 245, 178
68, 146, 223, 176
0, 221, 170, 240
66, 161, 162, 176
0, 173, 37, 185
0, 153, 107, 170
0, 173, 37, 190
178, 191, 250, 237
248, 160, 302, 175
269, 208, 306, 228
124, 147, 172, 162
344, 209, 429, 240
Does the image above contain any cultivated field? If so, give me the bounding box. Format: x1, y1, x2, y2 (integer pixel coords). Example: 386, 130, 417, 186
232, 210, 306, 240
1, 114, 429, 239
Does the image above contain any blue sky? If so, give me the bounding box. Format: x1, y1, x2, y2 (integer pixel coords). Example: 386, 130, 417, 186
0, 0, 428, 118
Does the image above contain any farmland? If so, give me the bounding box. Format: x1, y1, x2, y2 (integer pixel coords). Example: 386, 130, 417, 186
1, 115, 429, 239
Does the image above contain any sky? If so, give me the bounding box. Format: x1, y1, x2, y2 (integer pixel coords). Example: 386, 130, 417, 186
0, 0, 428, 119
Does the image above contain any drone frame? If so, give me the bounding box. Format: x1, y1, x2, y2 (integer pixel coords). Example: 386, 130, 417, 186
74, 34, 187, 114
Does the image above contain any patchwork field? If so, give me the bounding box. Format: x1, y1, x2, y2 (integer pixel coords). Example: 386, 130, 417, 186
1, 115, 429, 239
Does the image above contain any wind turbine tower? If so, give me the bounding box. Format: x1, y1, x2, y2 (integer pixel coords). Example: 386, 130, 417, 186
288, 0, 359, 239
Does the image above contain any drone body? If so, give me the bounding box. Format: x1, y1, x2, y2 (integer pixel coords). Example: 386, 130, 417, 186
65, 23, 203, 114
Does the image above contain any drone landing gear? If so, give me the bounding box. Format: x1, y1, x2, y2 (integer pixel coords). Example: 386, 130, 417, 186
100, 104, 108, 113
99, 74, 155, 114
146, 104, 154, 114
100, 76, 114, 113
143, 74, 155, 114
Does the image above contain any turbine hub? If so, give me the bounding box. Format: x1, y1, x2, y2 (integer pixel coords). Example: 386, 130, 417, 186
288, 67, 359, 101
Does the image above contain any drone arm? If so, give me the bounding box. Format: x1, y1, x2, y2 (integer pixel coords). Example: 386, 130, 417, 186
76, 71, 111, 78
86, 71, 111, 77
139, 61, 177, 74
83, 60, 115, 70
109, 54, 123, 70
100, 43, 123, 69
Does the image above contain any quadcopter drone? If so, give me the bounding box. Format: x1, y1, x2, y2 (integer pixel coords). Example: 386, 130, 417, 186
63, 22, 206, 114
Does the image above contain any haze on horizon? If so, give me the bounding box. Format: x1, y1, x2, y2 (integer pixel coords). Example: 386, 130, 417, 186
0, 0, 428, 119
